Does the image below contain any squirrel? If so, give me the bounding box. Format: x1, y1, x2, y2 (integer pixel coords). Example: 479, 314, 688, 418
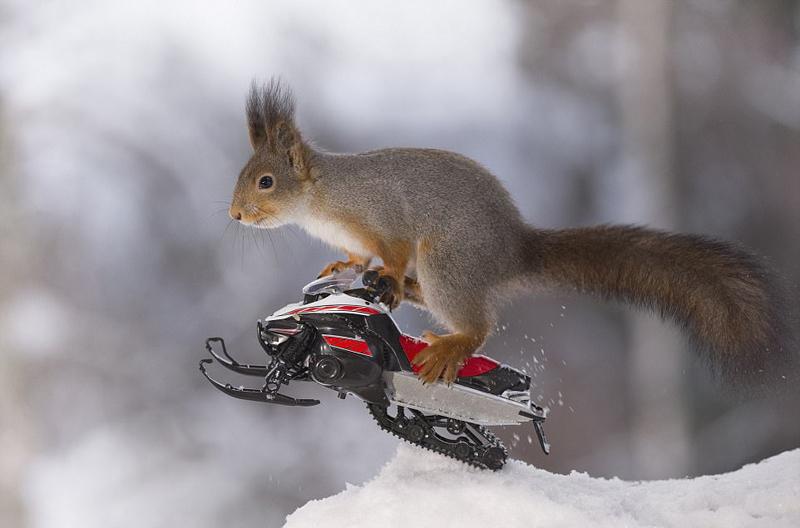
228, 79, 795, 386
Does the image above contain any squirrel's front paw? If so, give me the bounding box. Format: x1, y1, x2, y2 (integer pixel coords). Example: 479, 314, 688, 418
318, 260, 356, 278
363, 269, 403, 310
375, 275, 403, 310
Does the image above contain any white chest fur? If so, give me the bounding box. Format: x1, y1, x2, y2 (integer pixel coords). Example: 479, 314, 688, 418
297, 215, 370, 256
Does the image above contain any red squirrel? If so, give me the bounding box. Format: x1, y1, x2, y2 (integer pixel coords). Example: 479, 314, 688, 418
229, 80, 795, 386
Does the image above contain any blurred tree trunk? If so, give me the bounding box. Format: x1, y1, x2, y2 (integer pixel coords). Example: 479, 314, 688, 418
617, 0, 690, 478
0, 99, 31, 527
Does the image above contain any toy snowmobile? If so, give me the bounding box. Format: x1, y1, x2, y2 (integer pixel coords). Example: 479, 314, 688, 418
199, 270, 550, 470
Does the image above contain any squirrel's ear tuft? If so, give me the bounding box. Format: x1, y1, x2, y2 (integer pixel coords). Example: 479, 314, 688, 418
246, 81, 267, 150
246, 77, 296, 151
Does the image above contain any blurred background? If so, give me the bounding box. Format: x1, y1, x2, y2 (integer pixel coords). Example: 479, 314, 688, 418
1, 0, 799, 526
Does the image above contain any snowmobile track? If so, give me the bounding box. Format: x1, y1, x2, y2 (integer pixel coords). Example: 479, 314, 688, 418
367, 403, 508, 471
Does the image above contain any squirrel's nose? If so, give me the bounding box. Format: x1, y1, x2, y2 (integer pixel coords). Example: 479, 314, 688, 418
229, 206, 243, 221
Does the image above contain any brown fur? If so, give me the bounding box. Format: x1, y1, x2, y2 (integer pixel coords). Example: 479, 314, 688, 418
402, 276, 425, 306
527, 225, 794, 384
316, 209, 413, 308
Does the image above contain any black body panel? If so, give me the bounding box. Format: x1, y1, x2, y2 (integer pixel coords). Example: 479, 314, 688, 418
455, 365, 531, 395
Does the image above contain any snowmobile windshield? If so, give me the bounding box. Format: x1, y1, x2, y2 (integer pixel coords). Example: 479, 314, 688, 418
302, 269, 359, 296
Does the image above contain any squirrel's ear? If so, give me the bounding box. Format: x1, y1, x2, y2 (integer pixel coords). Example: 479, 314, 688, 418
275, 121, 308, 177
274, 121, 295, 151
247, 121, 267, 151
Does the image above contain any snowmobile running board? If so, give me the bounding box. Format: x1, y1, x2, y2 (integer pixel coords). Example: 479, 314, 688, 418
385, 371, 550, 454
386, 371, 536, 426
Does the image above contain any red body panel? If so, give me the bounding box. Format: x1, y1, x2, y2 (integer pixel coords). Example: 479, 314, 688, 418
287, 304, 381, 316
323, 335, 373, 357
398, 334, 499, 377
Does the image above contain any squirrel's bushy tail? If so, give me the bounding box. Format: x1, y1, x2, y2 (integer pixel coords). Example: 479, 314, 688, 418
525, 225, 796, 385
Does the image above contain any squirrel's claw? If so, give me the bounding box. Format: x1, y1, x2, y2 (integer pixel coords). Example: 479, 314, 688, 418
379, 284, 403, 311
412, 345, 462, 385
413, 331, 474, 385
412, 352, 442, 384
318, 254, 371, 278
414, 354, 460, 385
318, 260, 367, 278
364, 269, 404, 310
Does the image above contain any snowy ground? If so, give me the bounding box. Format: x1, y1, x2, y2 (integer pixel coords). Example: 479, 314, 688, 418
285, 444, 800, 528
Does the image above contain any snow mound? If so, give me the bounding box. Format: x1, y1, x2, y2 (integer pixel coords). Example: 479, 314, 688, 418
285, 445, 800, 528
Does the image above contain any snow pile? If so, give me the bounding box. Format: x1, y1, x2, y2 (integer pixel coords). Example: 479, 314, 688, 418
285, 445, 800, 528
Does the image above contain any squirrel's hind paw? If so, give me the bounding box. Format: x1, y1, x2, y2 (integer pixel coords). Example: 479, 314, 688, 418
413, 332, 476, 385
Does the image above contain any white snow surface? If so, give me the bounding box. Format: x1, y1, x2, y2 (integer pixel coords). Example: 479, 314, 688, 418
285, 444, 800, 528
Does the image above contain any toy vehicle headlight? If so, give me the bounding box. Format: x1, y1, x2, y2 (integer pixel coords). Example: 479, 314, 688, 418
262, 331, 290, 346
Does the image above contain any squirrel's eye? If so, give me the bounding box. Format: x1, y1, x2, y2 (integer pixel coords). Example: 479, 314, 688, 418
258, 175, 274, 189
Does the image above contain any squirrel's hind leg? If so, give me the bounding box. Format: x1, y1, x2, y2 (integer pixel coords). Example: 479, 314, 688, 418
412, 236, 498, 383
